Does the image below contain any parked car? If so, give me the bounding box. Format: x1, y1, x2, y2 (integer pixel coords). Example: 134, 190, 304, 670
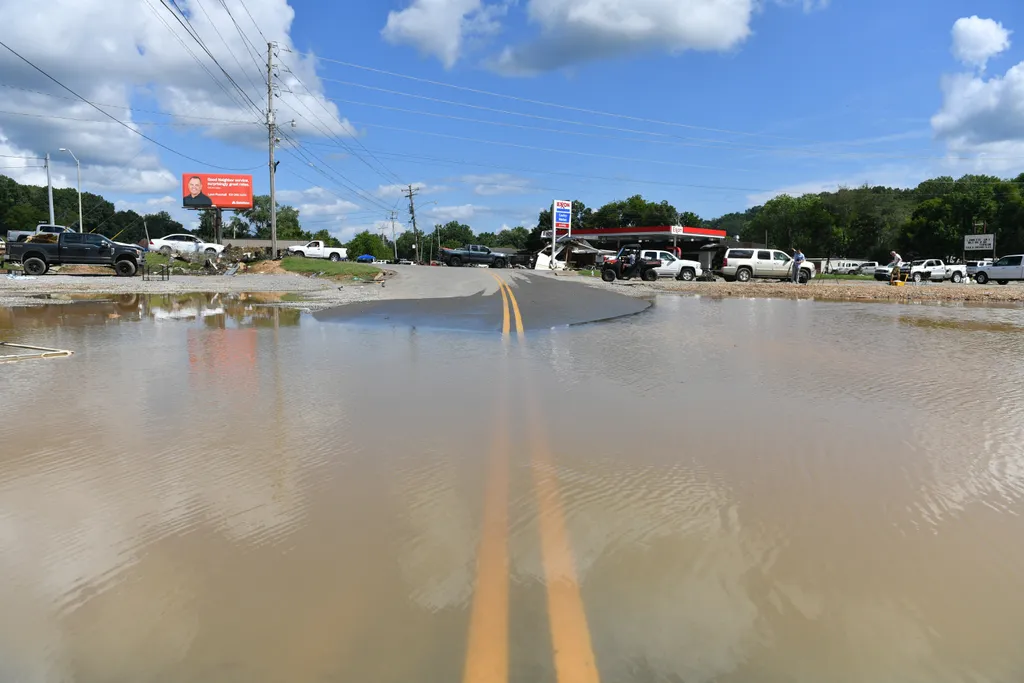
874, 261, 900, 281
5, 231, 145, 276
965, 259, 994, 278
829, 260, 868, 274
287, 240, 347, 261
974, 255, 1024, 285
440, 244, 508, 268
898, 259, 966, 283
639, 249, 703, 281
711, 247, 815, 283
855, 262, 879, 275
7, 224, 75, 243
148, 233, 225, 256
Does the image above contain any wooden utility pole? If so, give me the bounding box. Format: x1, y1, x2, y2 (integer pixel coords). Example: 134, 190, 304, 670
267, 42, 278, 258
404, 185, 421, 263
389, 210, 398, 261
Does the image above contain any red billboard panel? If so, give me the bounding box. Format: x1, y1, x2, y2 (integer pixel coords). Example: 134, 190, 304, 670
182, 173, 254, 209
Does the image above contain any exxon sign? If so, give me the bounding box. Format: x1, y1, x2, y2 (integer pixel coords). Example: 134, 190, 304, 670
553, 199, 572, 235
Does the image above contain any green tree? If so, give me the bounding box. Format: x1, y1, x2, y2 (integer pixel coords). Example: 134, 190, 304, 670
310, 229, 343, 248
434, 221, 475, 249
475, 232, 498, 247
346, 230, 390, 260
142, 211, 184, 240
495, 226, 529, 249
3, 203, 46, 230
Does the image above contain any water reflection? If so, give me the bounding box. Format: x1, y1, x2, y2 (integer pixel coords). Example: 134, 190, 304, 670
0, 293, 301, 330
2, 294, 1024, 681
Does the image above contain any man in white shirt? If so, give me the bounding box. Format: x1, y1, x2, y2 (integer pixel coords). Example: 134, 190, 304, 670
890, 251, 902, 266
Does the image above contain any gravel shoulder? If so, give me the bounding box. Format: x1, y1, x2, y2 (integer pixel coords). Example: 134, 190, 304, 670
559, 273, 1024, 304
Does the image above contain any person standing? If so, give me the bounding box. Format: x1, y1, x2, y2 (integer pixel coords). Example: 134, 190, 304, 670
890, 250, 902, 266
792, 249, 806, 283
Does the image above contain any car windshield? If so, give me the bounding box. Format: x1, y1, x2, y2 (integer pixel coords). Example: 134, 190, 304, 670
911, 260, 926, 266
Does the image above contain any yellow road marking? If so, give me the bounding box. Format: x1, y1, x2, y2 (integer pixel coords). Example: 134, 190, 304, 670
489, 273, 524, 339
490, 272, 511, 336
529, 406, 600, 683
462, 395, 510, 683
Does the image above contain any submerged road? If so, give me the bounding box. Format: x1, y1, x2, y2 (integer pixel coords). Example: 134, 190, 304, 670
314, 266, 649, 332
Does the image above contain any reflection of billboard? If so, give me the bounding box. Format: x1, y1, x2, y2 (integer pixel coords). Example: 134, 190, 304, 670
182, 173, 253, 209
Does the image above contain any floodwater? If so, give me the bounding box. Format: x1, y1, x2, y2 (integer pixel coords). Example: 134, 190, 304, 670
3, 292, 1024, 682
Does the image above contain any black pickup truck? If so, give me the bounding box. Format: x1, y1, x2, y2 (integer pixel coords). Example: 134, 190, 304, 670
5, 232, 146, 276
440, 244, 509, 268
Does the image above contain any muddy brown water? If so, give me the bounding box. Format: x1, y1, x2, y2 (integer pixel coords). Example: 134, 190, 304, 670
2, 293, 1024, 682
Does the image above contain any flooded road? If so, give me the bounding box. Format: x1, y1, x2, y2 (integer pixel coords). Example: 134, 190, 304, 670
3, 282, 1024, 682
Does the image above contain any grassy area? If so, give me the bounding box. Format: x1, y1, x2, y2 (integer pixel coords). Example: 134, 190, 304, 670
280, 256, 381, 279
818, 273, 874, 281
143, 252, 208, 272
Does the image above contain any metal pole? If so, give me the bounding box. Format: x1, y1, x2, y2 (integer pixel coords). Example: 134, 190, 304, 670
60, 150, 83, 231
390, 211, 398, 260
45, 153, 55, 225
267, 42, 278, 258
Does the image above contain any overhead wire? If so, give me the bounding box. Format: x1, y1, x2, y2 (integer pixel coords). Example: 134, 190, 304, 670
0, 38, 264, 171
190, 0, 265, 97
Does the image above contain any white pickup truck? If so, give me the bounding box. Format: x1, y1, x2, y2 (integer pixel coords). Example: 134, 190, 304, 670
898, 259, 967, 283
287, 240, 347, 261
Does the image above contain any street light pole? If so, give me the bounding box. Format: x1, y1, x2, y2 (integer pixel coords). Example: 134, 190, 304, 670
59, 148, 82, 232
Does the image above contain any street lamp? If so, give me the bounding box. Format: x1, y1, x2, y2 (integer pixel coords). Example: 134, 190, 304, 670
59, 148, 83, 232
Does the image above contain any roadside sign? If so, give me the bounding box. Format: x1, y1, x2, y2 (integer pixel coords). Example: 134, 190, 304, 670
965, 234, 994, 250
553, 199, 572, 233
182, 173, 254, 209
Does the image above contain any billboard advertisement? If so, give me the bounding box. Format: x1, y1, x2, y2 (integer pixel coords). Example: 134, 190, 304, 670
182, 173, 254, 209
964, 234, 994, 250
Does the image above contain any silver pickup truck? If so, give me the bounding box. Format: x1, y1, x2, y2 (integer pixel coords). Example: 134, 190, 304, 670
7, 224, 74, 243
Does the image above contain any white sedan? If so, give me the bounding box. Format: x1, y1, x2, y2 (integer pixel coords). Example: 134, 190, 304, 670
148, 233, 225, 256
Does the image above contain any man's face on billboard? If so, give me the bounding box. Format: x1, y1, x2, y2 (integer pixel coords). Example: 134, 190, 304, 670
188, 177, 202, 196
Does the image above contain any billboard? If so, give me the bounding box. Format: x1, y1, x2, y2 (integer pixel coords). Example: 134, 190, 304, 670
964, 234, 995, 250
182, 173, 253, 209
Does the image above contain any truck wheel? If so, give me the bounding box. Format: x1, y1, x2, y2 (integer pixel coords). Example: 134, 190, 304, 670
159, 246, 172, 256
449, 256, 462, 267
23, 257, 47, 276
205, 247, 217, 255
329, 253, 341, 262
976, 272, 989, 284
294, 251, 305, 257
642, 268, 658, 282
912, 272, 922, 283
950, 272, 963, 284
677, 268, 695, 281
736, 268, 752, 282
799, 269, 811, 284
601, 268, 616, 282
999, 280, 1009, 285
492, 259, 505, 269
115, 259, 137, 277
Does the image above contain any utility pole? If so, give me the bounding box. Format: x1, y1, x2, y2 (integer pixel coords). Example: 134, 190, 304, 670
404, 184, 420, 264
389, 210, 398, 260
267, 41, 278, 258
44, 153, 55, 225
59, 148, 82, 231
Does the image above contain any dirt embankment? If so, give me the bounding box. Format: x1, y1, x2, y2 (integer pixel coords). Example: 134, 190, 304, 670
569, 275, 1024, 304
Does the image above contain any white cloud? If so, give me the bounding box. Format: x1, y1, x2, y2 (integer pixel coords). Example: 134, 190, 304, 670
427, 204, 486, 221
931, 59, 1024, 172
0, 0, 352, 173
951, 16, 1011, 70
462, 173, 532, 195
491, 0, 755, 75
382, 0, 505, 68
374, 181, 449, 198
277, 185, 361, 220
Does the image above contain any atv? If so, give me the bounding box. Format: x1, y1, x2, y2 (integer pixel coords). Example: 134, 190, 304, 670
600, 245, 661, 282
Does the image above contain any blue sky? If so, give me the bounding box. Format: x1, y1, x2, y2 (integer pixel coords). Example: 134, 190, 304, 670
0, 0, 1022, 240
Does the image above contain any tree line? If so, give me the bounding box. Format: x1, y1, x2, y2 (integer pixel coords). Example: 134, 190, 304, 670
5, 172, 1023, 262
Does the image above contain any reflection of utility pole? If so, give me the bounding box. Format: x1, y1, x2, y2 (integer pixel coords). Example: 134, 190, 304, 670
267, 41, 278, 258
404, 184, 420, 264
389, 210, 398, 260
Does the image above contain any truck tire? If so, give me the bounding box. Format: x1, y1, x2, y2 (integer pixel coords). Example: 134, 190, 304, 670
449, 256, 462, 267
677, 267, 695, 281
294, 251, 305, 257
642, 268, 658, 282
115, 259, 137, 277
950, 271, 963, 284
799, 269, 811, 284
976, 272, 989, 284
23, 257, 47, 276
736, 268, 752, 282
329, 253, 341, 262
601, 268, 616, 282
492, 259, 505, 269
912, 272, 922, 283
160, 246, 173, 256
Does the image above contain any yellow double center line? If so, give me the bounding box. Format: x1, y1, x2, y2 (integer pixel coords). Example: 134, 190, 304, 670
463, 275, 599, 683
489, 273, 524, 339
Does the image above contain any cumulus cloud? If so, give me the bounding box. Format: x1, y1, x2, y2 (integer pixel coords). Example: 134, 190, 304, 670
277, 186, 361, 218
427, 203, 486, 221
492, 0, 755, 75
951, 16, 1011, 70
374, 181, 449, 198
0, 0, 352, 189
382, 0, 506, 68
462, 173, 532, 195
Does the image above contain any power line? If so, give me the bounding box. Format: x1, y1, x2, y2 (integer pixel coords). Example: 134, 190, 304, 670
296, 54, 810, 142
236, 0, 269, 44
0, 108, 260, 127
0, 153, 43, 160
277, 132, 395, 212
0, 38, 264, 171
217, 0, 267, 85
190, 0, 264, 97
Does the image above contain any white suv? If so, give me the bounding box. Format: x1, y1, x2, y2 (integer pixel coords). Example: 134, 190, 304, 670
711, 247, 815, 283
